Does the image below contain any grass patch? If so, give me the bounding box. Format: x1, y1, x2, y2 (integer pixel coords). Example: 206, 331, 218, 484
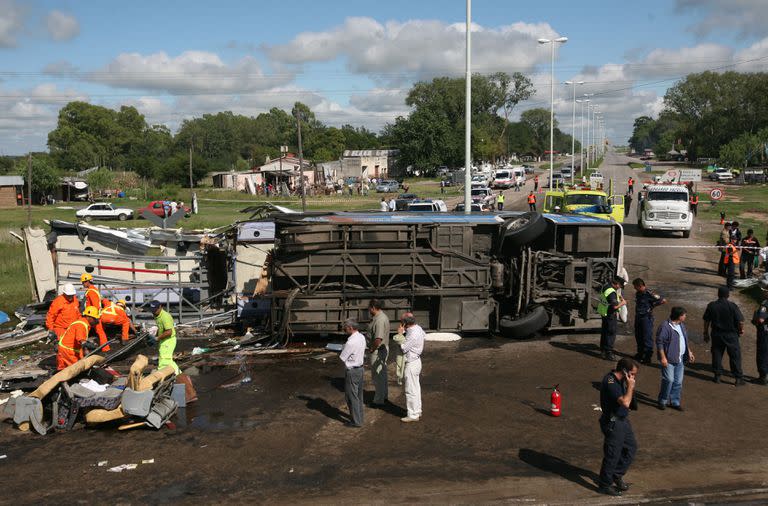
628, 162, 646, 169
0, 230, 33, 318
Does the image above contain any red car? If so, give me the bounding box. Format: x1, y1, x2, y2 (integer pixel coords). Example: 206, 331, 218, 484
139, 200, 191, 218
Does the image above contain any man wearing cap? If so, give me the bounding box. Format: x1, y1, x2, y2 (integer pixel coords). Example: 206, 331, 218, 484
703, 287, 745, 385
57, 307, 100, 370
46, 283, 80, 339
149, 301, 179, 374
752, 279, 768, 385
598, 277, 628, 361
98, 299, 136, 342
339, 318, 366, 427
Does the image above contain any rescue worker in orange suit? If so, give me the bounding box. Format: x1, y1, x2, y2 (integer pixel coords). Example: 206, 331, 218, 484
81, 273, 101, 309
98, 299, 136, 342
56, 306, 101, 370
80, 273, 110, 351
527, 191, 537, 212
724, 237, 741, 289
45, 283, 80, 339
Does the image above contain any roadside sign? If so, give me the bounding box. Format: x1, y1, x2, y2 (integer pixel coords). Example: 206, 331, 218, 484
679, 169, 702, 182
710, 188, 724, 200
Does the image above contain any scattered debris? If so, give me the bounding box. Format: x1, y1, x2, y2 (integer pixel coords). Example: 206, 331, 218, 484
141, 459, 155, 464
97, 461, 109, 467
108, 463, 138, 473
425, 333, 462, 342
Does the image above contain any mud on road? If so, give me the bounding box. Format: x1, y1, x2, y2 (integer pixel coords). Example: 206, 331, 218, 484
1, 151, 767, 504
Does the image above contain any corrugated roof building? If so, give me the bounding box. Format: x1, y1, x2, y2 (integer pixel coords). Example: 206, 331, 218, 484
0, 175, 24, 208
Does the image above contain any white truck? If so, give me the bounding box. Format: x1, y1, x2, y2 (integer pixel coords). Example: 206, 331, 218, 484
637, 184, 692, 238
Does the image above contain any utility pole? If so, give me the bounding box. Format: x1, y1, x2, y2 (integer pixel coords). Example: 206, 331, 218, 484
296, 109, 306, 212
463, 0, 472, 215
188, 141, 194, 189
26, 153, 32, 228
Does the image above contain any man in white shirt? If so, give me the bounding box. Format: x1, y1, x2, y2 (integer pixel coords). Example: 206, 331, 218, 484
400, 314, 425, 422
380, 198, 389, 212
340, 318, 366, 427
388, 197, 396, 212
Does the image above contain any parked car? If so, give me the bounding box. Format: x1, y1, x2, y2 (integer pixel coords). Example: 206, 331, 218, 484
709, 168, 734, 181
543, 173, 565, 188
394, 193, 419, 211
139, 200, 191, 218
560, 166, 573, 178
522, 164, 535, 174
376, 180, 400, 193
454, 202, 490, 212
407, 199, 448, 212
437, 166, 450, 176
75, 203, 134, 221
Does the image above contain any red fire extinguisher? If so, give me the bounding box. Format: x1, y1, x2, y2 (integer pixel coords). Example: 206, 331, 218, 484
550, 385, 561, 417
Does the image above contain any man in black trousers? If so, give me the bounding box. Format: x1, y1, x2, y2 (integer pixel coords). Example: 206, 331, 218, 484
597, 357, 639, 497
703, 287, 745, 385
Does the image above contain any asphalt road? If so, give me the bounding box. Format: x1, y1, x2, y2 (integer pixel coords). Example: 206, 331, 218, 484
1, 152, 766, 504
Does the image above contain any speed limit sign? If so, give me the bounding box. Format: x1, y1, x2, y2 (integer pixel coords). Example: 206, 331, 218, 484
710, 188, 724, 200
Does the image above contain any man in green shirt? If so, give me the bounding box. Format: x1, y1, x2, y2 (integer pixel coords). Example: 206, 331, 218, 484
149, 300, 179, 374
367, 299, 390, 406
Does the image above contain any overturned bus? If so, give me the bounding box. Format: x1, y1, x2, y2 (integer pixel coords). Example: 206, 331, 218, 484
266, 212, 626, 340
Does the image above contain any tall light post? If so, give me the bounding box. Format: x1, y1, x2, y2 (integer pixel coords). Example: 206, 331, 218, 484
565, 80, 584, 184
538, 36, 568, 189
464, 0, 472, 214
592, 109, 601, 166
577, 97, 589, 178
586, 103, 593, 170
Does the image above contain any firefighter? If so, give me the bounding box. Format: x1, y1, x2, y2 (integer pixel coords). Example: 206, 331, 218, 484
98, 299, 136, 342
56, 306, 100, 370
497, 192, 505, 211
81, 273, 101, 309
45, 283, 80, 339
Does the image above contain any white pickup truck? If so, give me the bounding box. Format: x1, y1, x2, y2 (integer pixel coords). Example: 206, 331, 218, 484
637, 184, 692, 238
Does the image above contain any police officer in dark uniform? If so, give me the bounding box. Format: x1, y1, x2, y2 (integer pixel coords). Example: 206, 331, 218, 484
599, 277, 627, 361
632, 278, 666, 364
597, 357, 639, 497
752, 279, 768, 385
703, 287, 745, 385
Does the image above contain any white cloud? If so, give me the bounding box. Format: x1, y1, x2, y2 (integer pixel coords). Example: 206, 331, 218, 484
676, 0, 768, 39
46, 10, 79, 42
87, 51, 294, 94
0, 84, 88, 153
267, 17, 560, 80
349, 88, 409, 113
0, 0, 24, 48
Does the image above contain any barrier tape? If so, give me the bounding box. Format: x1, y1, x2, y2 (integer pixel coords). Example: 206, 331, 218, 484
625, 244, 763, 250
198, 197, 380, 204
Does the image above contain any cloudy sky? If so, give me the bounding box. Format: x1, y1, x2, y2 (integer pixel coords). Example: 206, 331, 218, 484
1, 0, 767, 155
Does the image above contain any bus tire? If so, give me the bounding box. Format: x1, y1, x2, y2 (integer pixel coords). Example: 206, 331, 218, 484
499, 306, 549, 338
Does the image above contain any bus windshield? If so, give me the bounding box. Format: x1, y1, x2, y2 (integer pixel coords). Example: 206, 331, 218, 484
566, 194, 607, 206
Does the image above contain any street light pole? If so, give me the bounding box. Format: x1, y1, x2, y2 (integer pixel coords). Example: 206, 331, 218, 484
592, 109, 601, 166
464, 0, 472, 215
565, 80, 583, 185
538, 36, 568, 189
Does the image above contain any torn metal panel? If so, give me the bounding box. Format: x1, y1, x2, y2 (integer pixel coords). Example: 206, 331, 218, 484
23, 228, 56, 302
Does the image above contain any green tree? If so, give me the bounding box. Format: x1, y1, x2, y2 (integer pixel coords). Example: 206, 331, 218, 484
489, 72, 534, 153
20, 154, 60, 196
520, 108, 554, 158
86, 168, 115, 193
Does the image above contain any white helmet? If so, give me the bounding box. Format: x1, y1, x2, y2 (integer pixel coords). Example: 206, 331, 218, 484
62, 283, 76, 296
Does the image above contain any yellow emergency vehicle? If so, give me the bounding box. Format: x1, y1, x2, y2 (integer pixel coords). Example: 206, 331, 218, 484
542, 184, 625, 223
